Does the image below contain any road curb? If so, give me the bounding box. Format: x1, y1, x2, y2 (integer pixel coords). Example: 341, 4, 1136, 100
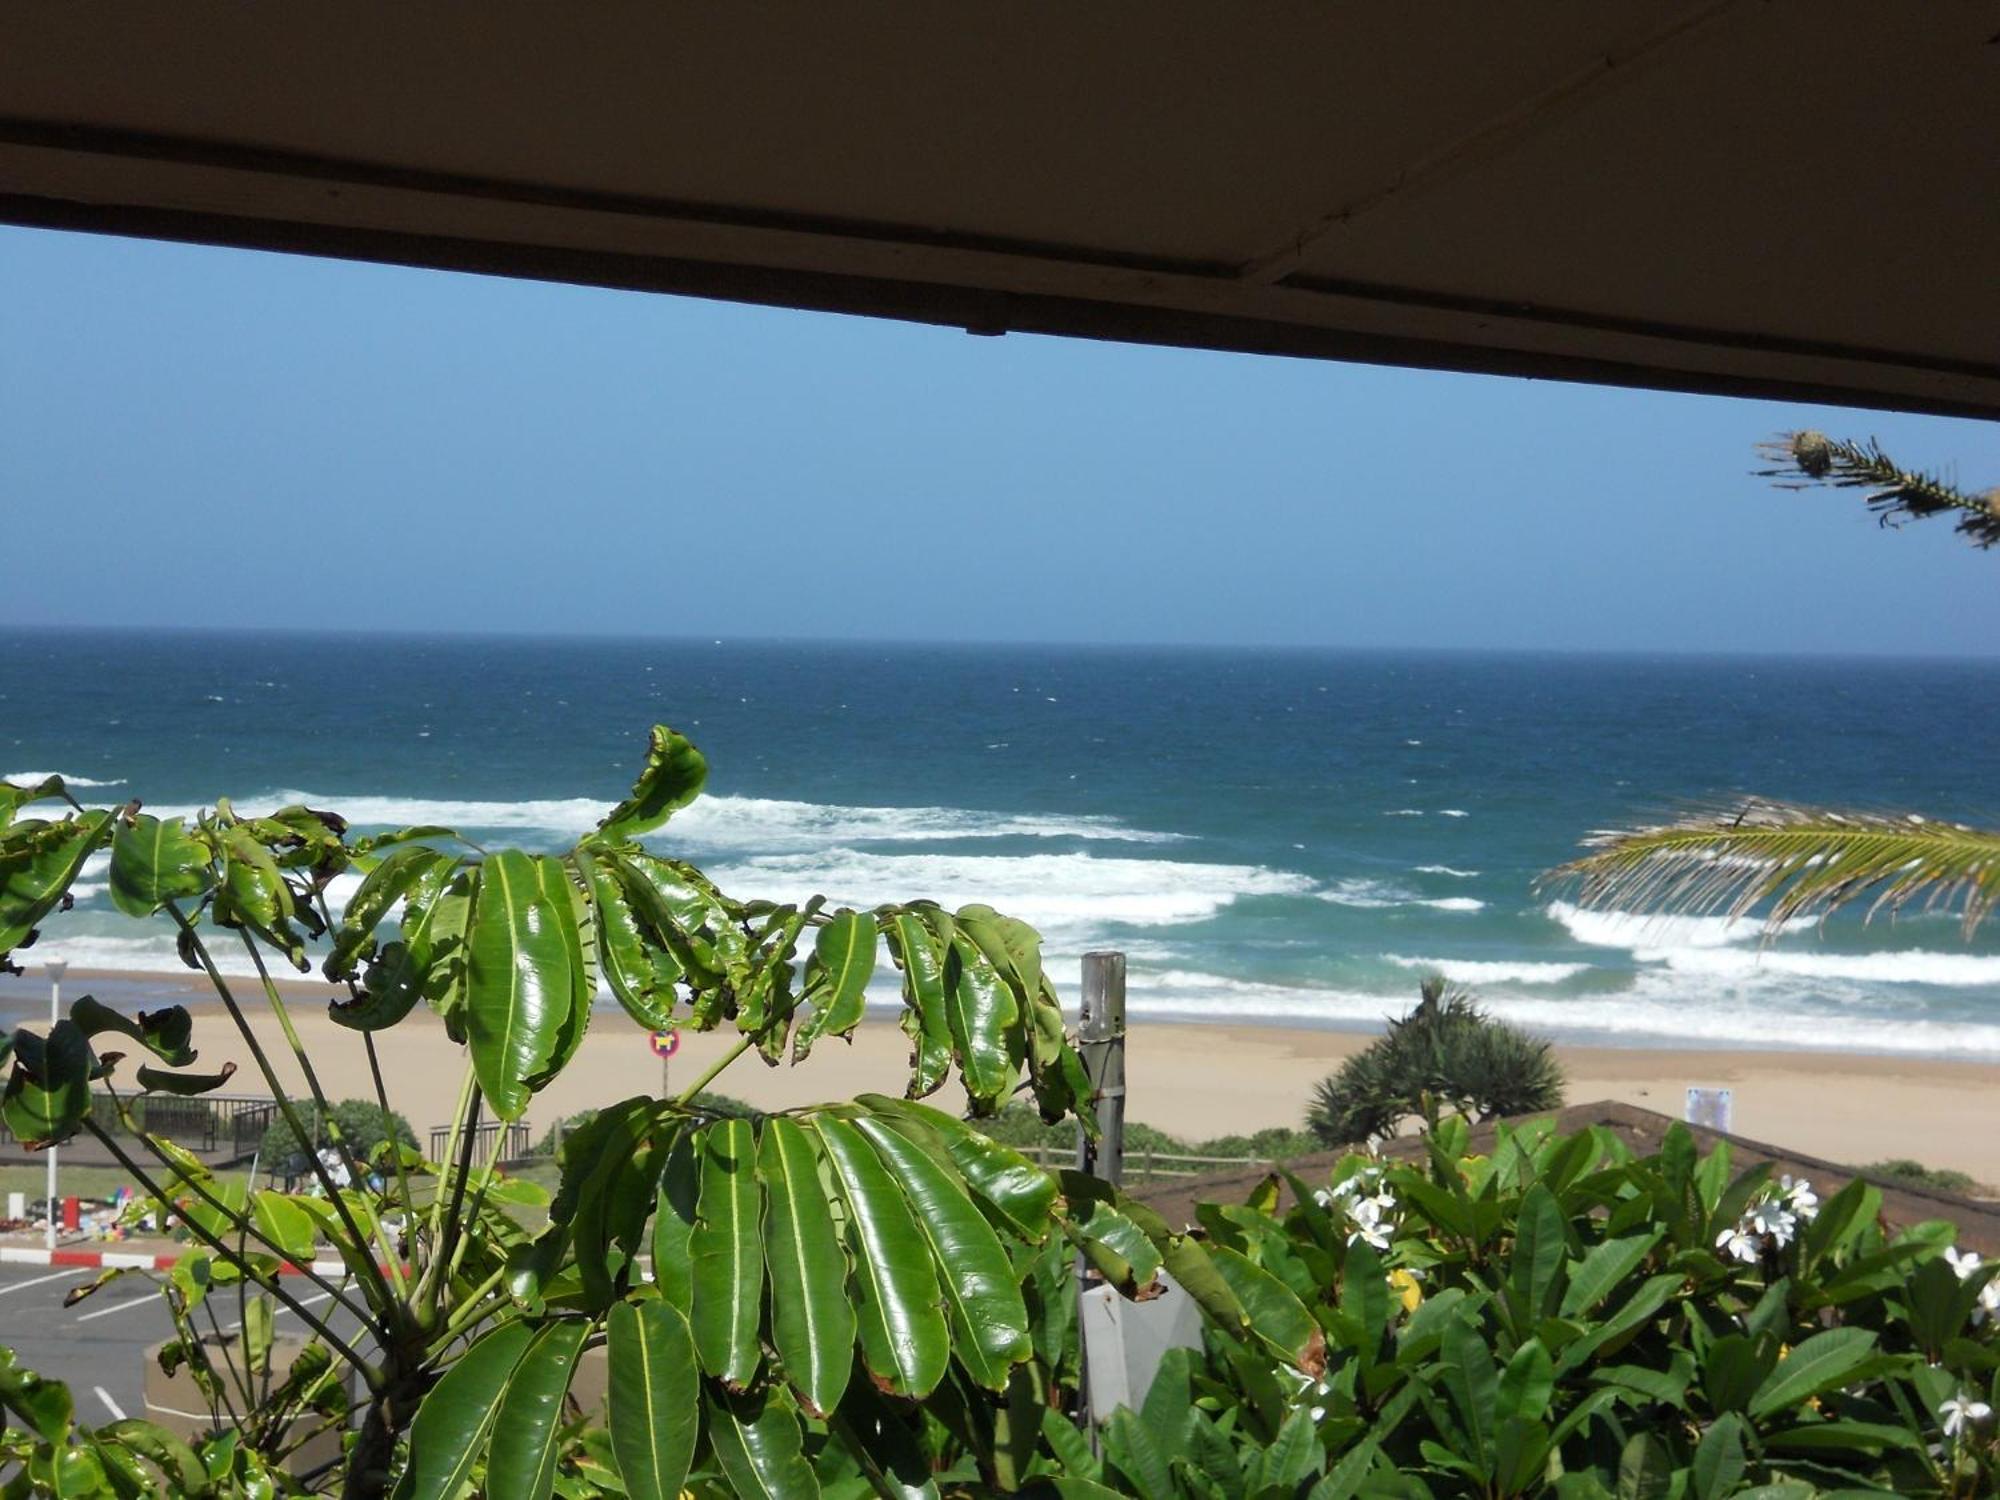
0, 1245, 347, 1276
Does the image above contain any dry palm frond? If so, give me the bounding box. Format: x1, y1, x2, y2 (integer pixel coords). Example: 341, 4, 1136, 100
1542, 801, 2000, 940
1757, 431, 2000, 549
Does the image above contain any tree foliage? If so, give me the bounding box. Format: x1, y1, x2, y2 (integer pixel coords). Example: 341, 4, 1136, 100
1306, 976, 1564, 1146
0, 725, 1112, 1497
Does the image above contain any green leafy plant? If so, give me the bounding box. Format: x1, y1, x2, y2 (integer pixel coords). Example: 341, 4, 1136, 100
1305, 976, 1565, 1147
1056, 1118, 2000, 1497
0, 725, 1134, 1498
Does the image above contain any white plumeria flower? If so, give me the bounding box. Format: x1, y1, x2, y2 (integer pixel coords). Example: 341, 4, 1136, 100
1312, 1187, 1334, 1208
1946, 1246, 1984, 1281
1976, 1281, 2000, 1329
1747, 1201, 1799, 1249
1716, 1223, 1760, 1265
1941, 1393, 1992, 1438
1779, 1174, 1820, 1221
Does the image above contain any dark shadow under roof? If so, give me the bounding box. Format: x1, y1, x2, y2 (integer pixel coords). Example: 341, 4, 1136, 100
2, 5, 1997, 416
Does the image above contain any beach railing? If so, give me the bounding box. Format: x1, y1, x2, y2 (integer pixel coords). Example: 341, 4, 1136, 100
0, 1090, 280, 1165
426, 1119, 534, 1167
1016, 1142, 1273, 1185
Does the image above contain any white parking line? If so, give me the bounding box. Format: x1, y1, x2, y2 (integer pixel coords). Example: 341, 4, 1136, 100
0, 1268, 87, 1297
75, 1295, 158, 1324
93, 1387, 127, 1421
221, 1290, 333, 1332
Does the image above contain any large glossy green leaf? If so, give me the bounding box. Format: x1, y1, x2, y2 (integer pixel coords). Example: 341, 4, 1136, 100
651, 1131, 702, 1313
337, 860, 474, 1035
69, 996, 195, 1068
691, 1117, 763, 1388
564, 1099, 668, 1311
0, 1345, 74, 1444
598, 725, 708, 841
1, 1021, 93, 1148
885, 913, 951, 1099
606, 1300, 699, 1500
865, 1095, 1057, 1241
852, 1114, 1030, 1389
107, 814, 214, 919
582, 847, 682, 1030
705, 1383, 821, 1500
757, 1117, 855, 1417
0, 776, 69, 833
811, 1114, 949, 1398
0, 811, 114, 954
527, 856, 593, 1088
95, 1421, 211, 1497
465, 851, 577, 1120
937, 932, 1020, 1114
211, 819, 309, 967
613, 851, 751, 1008
1747, 1328, 1878, 1419
323, 845, 447, 980
1206, 1244, 1325, 1375
791, 911, 877, 1062
398, 1320, 535, 1500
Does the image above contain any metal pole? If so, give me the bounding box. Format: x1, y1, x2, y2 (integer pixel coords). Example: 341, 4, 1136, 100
1074, 951, 1126, 1443
45, 960, 66, 1251
1076, 951, 1126, 1186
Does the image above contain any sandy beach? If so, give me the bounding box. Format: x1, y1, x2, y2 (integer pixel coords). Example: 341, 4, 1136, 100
30, 967, 1999, 1189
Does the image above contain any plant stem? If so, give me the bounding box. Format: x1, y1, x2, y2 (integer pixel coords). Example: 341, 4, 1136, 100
84, 1120, 382, 1390
443, 1114, 513, 1286
166, 904, 398, 1315
104, 1090, 371, 1325
238, 928, 411, 1300
417, 1064, 480, 1313
674, 1035, 754, 1104
362, 1031, 417, 1244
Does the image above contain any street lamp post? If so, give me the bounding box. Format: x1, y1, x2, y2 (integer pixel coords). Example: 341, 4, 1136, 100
45, 959, 66, 1251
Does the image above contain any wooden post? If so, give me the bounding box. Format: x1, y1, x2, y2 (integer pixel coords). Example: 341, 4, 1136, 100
1076, 951, 1126, 1186
1074, 951, 1126, 1444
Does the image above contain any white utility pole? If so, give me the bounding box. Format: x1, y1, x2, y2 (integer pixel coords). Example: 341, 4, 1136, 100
45, 959, 66, 1251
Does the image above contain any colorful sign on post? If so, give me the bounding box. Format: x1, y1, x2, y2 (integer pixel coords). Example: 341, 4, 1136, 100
650, 1028, 680, 1059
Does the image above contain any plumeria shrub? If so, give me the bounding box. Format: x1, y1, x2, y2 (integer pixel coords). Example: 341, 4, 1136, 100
1051, 1116, 2000, 1498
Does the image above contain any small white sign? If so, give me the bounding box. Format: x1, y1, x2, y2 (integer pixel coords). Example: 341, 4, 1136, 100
1685, 1087, 1733, 1133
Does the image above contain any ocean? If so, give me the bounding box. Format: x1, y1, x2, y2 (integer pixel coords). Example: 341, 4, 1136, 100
4, 628, 1998, 1056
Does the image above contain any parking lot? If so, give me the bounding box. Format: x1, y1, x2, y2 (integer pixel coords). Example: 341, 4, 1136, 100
0, 1262, 359, 1431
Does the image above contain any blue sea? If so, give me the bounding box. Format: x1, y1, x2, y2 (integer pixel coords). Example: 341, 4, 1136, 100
4, 629, 1999, 1056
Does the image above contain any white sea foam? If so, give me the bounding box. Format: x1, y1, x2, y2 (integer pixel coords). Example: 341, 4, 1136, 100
705, 849, 1311, 941
1546, 901, 1811, 952
1414, 865, 1480, 878
1317, 880, 1483, 913
1656, 946, 2000, 987
1105, 966, 2000, 1056
136, 790, 1179, 851
1437, 809, 1470, 818
3, 771, 127, 788
1382, 809, 1425, 817
1384, 955, 1590, 985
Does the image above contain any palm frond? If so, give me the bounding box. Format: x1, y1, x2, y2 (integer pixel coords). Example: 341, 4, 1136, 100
1757, 431, 2000, 549
1542, 801, 2000, 940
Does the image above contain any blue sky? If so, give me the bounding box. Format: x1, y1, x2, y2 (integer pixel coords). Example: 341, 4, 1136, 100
4, 225, 1996, 655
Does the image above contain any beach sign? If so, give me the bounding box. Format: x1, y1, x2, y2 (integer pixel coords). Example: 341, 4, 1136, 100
650, 1028, 680, 1059
1685, 1087, 1733, 1133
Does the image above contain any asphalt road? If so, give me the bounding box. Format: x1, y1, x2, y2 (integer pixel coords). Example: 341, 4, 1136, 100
0, 1263, 364, 1434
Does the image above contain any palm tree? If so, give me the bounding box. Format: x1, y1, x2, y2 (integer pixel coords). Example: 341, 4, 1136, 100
1544, 432, 2000, 936
1306, 975, 1565, 1145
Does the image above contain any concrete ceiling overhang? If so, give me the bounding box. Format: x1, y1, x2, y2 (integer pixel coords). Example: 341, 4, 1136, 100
2, 4, 1997, 416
